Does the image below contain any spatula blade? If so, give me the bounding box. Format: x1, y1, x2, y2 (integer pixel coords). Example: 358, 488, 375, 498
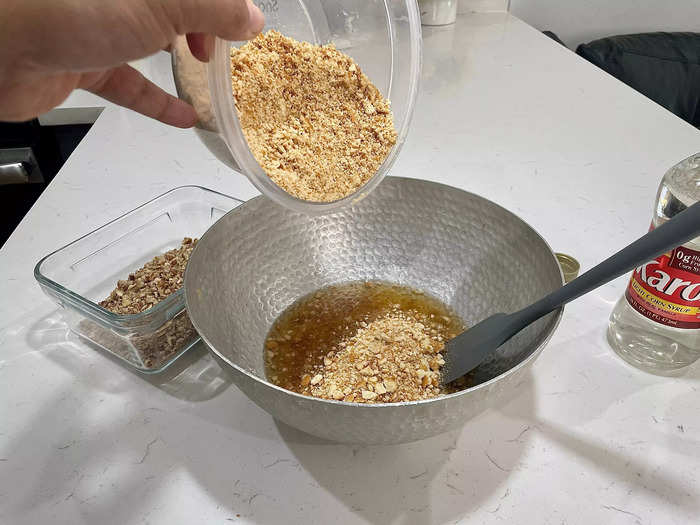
441, 313, 512, 384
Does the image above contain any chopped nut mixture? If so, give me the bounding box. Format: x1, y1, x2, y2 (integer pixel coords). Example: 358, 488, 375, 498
99, 238, 197, 314
79, 311, 196, 369
264, 281, 468, 403
230, 31, 397, 203
82, 238, 199, 369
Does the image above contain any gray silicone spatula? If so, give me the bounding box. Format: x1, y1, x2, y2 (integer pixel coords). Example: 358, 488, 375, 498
442, 200, 700, 384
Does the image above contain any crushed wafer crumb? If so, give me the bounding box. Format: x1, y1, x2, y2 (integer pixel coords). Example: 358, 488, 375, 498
230, 30, 397, 203
308, 311, 446, 403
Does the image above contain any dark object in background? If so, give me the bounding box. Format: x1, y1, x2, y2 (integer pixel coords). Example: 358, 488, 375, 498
0, 120, 91, 247
543, 31, 567, 47
576, 32, 700, 128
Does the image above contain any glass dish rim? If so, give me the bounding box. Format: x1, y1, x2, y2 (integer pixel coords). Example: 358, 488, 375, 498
33, 185, 243, 327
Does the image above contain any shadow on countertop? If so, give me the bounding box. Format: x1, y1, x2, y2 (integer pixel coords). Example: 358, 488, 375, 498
6, 311, 700, 524
274, 383, 537, 525
25, 310, 232, 403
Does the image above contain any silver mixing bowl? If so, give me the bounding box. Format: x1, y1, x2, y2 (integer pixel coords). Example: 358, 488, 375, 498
185, 177, 563, 444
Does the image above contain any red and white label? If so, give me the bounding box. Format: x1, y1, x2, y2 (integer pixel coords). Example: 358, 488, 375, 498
625, 245, 700, 329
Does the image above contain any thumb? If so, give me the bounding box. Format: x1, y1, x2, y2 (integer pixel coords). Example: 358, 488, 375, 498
11, 0, 265, 73
170, 0, 265, 41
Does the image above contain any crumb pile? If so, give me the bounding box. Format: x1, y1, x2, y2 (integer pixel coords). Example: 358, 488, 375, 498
230, 31, 397, 202
304, 309, 447, 403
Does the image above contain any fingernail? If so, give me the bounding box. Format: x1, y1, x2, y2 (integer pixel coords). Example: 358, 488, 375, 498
186, 33, 213, 62
248, 1, 265, 35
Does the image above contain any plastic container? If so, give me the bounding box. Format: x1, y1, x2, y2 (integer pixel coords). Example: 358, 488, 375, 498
172, 0, 422, 215
34, 186, 243, 373
418, 0, 458, 26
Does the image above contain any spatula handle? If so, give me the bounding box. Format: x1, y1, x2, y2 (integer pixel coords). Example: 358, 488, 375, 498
514, 200, 700, 327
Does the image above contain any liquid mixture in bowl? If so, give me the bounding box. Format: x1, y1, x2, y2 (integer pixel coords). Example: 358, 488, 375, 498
264, 281, 471, 403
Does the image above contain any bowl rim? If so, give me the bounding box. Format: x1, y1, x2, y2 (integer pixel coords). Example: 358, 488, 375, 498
185, 176, 565, 408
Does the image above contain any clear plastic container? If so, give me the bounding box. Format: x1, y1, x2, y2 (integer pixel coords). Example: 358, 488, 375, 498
172, 0, 422, 215
34, 186, 243, 373
418, 0, 458, 26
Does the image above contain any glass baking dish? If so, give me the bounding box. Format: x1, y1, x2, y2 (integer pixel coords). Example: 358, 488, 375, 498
34, 186, 243, 373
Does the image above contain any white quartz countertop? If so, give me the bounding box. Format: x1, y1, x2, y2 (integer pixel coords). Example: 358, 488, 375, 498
2, 12, 700, 525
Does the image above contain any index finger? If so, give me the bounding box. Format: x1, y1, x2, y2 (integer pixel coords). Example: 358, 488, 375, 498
82, 65, 199, 128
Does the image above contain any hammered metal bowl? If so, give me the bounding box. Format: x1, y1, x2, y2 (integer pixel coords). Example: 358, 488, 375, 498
185, 177, 563, 444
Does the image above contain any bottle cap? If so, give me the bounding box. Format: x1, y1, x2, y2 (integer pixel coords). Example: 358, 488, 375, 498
556, 253, 580, 284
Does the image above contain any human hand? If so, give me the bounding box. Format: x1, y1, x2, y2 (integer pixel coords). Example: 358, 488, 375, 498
0, 0, 265, 127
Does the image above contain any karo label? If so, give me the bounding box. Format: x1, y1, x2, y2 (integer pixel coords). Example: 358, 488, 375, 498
668, 246, 700, 274
626, 245, 700, 329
